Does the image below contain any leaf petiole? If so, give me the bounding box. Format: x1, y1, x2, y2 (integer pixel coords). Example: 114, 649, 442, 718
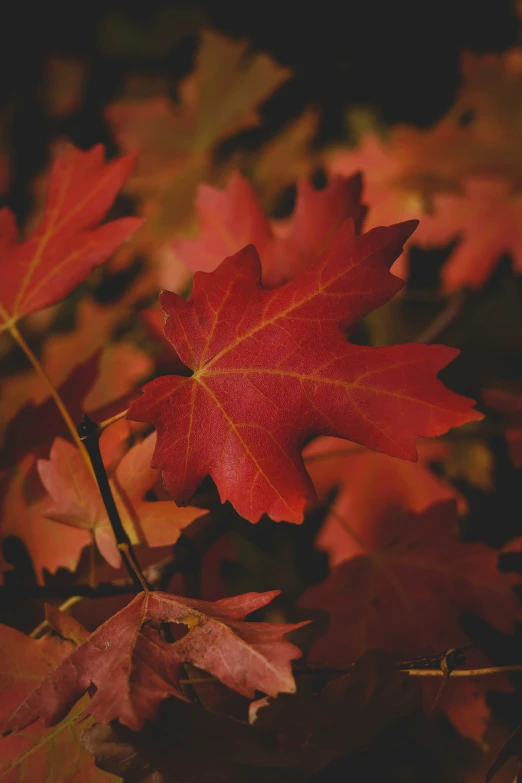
7, 323, 96, 479
97, 407, 130, 432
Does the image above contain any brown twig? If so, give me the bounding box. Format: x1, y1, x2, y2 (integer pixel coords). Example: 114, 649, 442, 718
178, 661, 522, 689
77, 414, 149, 592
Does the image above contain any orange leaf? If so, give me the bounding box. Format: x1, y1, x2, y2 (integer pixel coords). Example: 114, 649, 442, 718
1, 456, 91, 584
38, 432, 206, 569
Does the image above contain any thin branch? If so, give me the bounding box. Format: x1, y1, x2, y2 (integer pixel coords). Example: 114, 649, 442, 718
406, 665, 522, 677
78, 414, 149, 593
426, 648, 461, 718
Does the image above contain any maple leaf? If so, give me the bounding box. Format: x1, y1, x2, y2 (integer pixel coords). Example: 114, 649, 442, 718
108, 31, 290, 175
441, 49, 522, 181
1, 590, 305, 733
0, 143, 142, 333
128, 221, 481, 524
327, 134, 428, 231
0, 620, 114, 783
106, 30, 290, 247
82, 650, 419, 783
326, 131, 464, 281
1, 455, 91, 584
247, 108, 320, 205
301, 500, 519, 657
38, 432, 206, 569
303, 436, 465, 566
39, 296, 153, 413
419, 178, 522, 291
171, 170, 366, 287
300, 500, 520, 740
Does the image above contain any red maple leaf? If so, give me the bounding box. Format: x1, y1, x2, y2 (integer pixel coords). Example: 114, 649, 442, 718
128, 221, 481, 524
171, 171, 366, 287
302, 500, 519, 659
303, 436, 465, 566
0, 144, 142, 331
38, 432, 206, 569
419, 178, 522, 291
300, 501, 519, 740
1, 590, 305, 733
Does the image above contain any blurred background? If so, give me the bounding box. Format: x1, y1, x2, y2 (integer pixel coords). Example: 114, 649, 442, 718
1, 0, 519, 218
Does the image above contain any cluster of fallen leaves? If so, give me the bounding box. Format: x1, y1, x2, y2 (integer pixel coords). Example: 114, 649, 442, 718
0, 25, 522, 783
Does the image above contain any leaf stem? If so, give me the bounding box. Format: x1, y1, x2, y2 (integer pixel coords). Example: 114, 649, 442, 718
98, 408, 130, 432
415, 292, 466, 344
77, 414, 149, 592
178, 662, 522, 688
8, 323, 96, 479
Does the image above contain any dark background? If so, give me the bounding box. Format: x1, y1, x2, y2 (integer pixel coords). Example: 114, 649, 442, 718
1, 0, 518, 124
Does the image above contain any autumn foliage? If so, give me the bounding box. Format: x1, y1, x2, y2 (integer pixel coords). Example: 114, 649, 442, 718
1, 17, 522, 783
